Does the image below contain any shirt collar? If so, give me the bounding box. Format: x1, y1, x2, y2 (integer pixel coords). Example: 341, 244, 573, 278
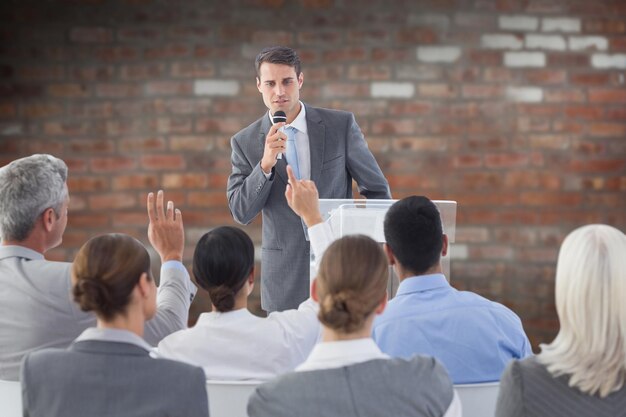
296, 338, 388, 372
396, 273, 450, 297
75, 327, 155, 354
0, 245, 44, 261
268, 101, 308, 134
196, 308, 252, 324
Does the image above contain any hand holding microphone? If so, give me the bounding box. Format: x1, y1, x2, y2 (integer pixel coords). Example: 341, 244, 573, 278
260, 111, 288, 174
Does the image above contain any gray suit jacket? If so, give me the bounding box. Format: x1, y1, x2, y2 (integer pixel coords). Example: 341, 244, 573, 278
21, 340, 208, 417
0, 245, 196, 380
247, 356, 454, 417
228, 104, 391, 311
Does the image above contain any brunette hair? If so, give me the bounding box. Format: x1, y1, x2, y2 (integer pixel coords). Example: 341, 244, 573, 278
316, 235, 388, 334
72, 233, 152, 321
254, 46, 302, 78
192, 226, 254, 312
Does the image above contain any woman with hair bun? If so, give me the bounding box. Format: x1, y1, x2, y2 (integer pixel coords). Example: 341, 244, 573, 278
20, 193, 208, 417
496, 224, 626, 417
247, 170, 461, 417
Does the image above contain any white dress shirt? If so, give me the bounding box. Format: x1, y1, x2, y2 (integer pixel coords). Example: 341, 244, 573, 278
158, 299, 320, 380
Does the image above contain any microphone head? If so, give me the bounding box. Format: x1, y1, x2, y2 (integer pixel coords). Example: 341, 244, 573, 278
272, 111, 287, 124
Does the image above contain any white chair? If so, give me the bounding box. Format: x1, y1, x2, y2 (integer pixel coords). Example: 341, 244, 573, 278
0, 379, 22, 417
454, 382, 500, 417
205, 380, 262, 417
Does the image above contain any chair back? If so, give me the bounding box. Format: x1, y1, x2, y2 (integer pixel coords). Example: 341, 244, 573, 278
0, 379, 22, 417
206, 379, 262, 417
454, 382, 500, 417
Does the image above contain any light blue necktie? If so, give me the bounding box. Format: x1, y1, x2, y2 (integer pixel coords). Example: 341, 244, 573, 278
285, 126, 300, 179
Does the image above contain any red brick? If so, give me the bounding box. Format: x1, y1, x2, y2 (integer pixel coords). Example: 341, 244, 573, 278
483, 68, 514, 83
347, 64, 391, 80
321, 83, 369, 98
347, 29, 390, 44
17, 65, 65, 81
170, 62, 215, 78
44, 121, 91, 136
545, 90, 585, 103
485, 153, 530, 168
69, 65, 116, 82
118, 137, 166, 153
417, 83, 457, 99
547, 54, 589, 67
112, 212, 148, 227
143, 44, 190, 60
386, 174, 442, 190
452, 155, 483, 168
119, 63, 167, 81
167, 26, 214, 40
371, 119, 416, 135
164, 98, 213, 115
386, 102, 432, 115
163, 173, 209, 189
151, 117, 193, 134
462, 85, 503, 99
297, 31, 342, 45
528, 134, 570, 150
193, 45, 239, 59
589, 123, 626, 137
70, 27, 113, 43
565, 106, 603, 120
145, 81, 193, 96
251, 30, 294, 45
569, 159, 624, 173
195, 117, 242, 134
68, 213, 109, 229
583, 18, 626, 34
520, 192, 582, 206
22, 102, 63, 118
141, 154, 185, 170
67, 176, 109, 192
23, 139, 64, 154
91, 157, 137, 173
610, 37, 626, 51
469, 245, 515, 260
469, 50, 501, 66
89, 192, 138, 210
68, 139, 115, 153
46, 83, 89, 98
371, 48, 413, 62
0, 102, 16, 118
605, 108, 626, 120
94, 46, 139, 62
589, 89, 626, 103
570, 72, 611, 86
525, 70, 566, 85
112, 174, 160, 190
395, 28, 437, 44
188, 191, 229, 207
169, 136, 211, 151
117, 27, 162, 42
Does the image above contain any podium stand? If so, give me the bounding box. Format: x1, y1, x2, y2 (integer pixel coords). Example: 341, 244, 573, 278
310, 199, 457, 298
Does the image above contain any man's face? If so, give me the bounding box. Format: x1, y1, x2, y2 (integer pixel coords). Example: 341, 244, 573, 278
256, 62, 304, 122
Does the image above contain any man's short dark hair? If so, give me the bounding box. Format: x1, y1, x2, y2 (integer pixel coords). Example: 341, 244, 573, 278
383, 196, 443, 276
254, 46, 301, 78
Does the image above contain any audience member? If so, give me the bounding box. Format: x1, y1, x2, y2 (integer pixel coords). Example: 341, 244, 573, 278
158, 225, 321, 379
248, 212, 461, 416
21, 229, 208, 417
0, 155, 196, 380
496, 224, 626, 417
372, 195, 532, 383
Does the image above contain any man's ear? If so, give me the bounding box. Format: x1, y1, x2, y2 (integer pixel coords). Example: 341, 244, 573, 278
42, 208, 56, 232
297, 72, 304, 89
256, 77, 262, 92
441, 234, 448, 257
311, 278, 319, 303
383, 243, 396, 266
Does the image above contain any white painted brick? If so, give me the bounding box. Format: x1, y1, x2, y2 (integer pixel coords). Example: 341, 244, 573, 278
506, 86, 543, 102
0, 123, 22, 135
525, 34, 566, 50
569, 36, 609, 51
371, 82, 415, 98
591, 54, 626, 69
499, 15, 539, 31
449, 244, 468, 260
542, 17, 581, 32
416, 46, 462, 63
481, 34, 523, 50
408, 13, 450, 31
504, 52, 546, 67
194, 80, 239, 96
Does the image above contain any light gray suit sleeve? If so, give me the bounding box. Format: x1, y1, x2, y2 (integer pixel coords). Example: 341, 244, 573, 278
345, 114, 391, 199
143, 261, 196, 346
227, 135, 275, 225
495, 360, 526, 417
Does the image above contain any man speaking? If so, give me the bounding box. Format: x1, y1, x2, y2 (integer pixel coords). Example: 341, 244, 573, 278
227, 46, 391, 312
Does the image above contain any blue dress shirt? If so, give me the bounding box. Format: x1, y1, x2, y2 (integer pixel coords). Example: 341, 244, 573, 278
372, 274, 532, 384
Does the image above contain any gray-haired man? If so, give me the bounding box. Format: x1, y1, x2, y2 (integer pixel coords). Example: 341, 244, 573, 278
0, 154, 196, 380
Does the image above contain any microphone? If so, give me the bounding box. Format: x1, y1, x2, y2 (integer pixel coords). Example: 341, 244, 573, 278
272, 111, 287, 160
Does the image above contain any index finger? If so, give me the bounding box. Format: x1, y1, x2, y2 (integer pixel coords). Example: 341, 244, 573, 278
286, 165, 298, 188
268, 122, 285, 137
147, 192, 156, 222
155, 190, 165, 220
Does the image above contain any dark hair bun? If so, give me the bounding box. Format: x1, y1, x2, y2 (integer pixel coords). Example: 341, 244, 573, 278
208, 285, 236, 312
319, 290, 370, 334
73, 278, 119, 320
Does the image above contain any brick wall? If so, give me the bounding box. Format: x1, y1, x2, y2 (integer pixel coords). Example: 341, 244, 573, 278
1, 0, 624, 350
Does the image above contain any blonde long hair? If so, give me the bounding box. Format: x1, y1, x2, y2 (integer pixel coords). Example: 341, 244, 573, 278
538, 224, 626, 397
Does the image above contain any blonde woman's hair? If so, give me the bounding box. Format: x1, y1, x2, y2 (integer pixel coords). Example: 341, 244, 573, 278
316, 235, 388, 334
538, 224, 626, 398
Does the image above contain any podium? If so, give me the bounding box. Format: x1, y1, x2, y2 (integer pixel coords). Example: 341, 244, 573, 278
310, 199, 457, 298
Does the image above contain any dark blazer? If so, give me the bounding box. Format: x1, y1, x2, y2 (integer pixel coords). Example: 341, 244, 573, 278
247, 356, 454, 417
227, 104, 391, 311
21, 340, 208, 417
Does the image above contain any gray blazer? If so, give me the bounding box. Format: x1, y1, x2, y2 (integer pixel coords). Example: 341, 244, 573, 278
21, 340, 208, 417
227, 104, 391, 311
247, 357, 454, 417
0, 245, 196, 380
496, 356, 626, 417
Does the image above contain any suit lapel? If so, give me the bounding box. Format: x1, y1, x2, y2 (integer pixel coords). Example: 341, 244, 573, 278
259, 114, 289, 185
305, 105, 325, 185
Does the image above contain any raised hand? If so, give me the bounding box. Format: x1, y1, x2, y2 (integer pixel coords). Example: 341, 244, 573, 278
260, 122, 287, 174
284, 165, 323, 227
147, 190, 184, 263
